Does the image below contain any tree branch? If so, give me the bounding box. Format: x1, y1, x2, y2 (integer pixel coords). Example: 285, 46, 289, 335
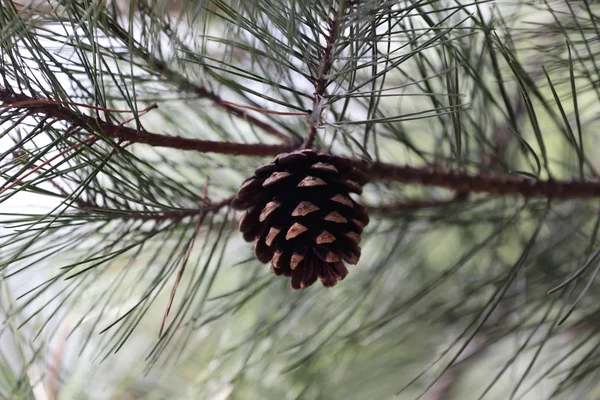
103, 19, 294, 143
6, 89, 600, 201
137, 197, 233, 222
358, 160, 600, 199
0, 88, 297, 156
66, 197, 233, 223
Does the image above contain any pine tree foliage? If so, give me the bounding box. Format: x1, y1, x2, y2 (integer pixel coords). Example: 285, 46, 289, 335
1, 0, 600, 398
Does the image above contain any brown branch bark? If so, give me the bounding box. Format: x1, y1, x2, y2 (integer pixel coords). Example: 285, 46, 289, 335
0, 89, 296, 156
357, 160, 600, 199
103, 20, 293, 143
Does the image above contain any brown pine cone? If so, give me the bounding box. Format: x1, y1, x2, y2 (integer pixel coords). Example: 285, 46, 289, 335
232, 149, 369, 289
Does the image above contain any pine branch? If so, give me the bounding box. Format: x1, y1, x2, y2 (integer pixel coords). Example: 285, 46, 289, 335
0, 88, 298, 156
102, 19, 294, 143
360, 161, 600, 199
304, 2, 348, 149
7, 86, 600, 202
6, 84, 600, 202
76, 196, 233, 222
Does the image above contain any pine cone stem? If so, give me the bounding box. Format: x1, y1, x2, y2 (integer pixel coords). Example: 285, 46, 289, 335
304, 1, 349, 149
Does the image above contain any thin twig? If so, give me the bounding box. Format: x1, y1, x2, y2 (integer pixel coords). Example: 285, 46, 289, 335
304, 2, 347, 149
136, 197, 232, 222
160, 183, 211, 337
0, 88, 297, 156
46, 319, 70, 400
75, 197, 233, 222
0, 104, 159, 195
218, 101, 309, 116
0, 136, 97, 195
104, 19, 294, 143
0, 99, 146, 114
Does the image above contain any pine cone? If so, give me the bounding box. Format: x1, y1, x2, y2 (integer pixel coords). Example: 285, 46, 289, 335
232, 149, 370, 289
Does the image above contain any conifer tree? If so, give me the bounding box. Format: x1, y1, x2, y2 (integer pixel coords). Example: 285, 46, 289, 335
1, 0, 600, 398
